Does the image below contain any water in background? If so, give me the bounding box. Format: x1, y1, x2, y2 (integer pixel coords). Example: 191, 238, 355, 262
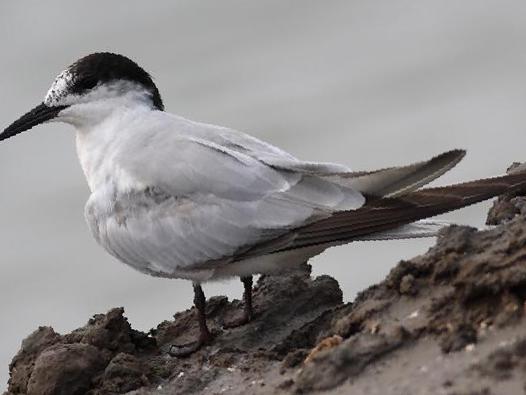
1, 0, 526, 388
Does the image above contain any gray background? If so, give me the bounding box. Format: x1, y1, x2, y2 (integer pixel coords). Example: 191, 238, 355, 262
1, 0, 526, 388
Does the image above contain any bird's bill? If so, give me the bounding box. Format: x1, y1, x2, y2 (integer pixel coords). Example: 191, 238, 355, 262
0, 103, 66, 142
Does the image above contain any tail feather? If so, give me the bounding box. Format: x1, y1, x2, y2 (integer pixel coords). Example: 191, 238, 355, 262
336, 149, 466, 198
353, 220, 451, 241
227, 169, 526, 264
279, 171, 526, 252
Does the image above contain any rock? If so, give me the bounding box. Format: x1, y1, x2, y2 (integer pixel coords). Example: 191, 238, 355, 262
295, 328, 409, 393
486, 162, 526, 225
472, 338, 526, 381
27, 343, 106, 395
93, 353, 149, 394
399, 274, 416, 295
439, 323, 477, 353
6, 309, 157, 395
65, 307, 155, 355
303, 335, 343, 364
7, 327, 61, 394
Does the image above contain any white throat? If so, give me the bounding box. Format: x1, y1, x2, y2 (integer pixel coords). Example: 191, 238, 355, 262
71, 93, 155, 193
59, 85, 155, 129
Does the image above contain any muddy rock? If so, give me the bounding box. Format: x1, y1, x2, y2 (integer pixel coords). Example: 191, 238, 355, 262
5, 180, 526, 394
27, 344, 106, 395
486, 162, 526, 226
93, 353, 150, 394
472, 338, 526, 381
295, 328, 409, 393
7, 327, 61, 394
6, 309, 158, 395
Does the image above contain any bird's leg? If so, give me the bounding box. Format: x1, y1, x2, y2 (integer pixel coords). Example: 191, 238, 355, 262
241, 276, 254, 321
224, 276, 254, 328
193, 283, 212, 343
169, 283, 212, 357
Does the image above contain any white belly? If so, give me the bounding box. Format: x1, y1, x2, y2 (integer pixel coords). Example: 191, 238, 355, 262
84, 187, 327, 282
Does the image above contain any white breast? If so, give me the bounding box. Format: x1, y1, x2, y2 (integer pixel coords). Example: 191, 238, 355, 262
75, 106, 149, 193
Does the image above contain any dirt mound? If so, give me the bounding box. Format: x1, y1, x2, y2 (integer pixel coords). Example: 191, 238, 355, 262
5, 191, 526, 394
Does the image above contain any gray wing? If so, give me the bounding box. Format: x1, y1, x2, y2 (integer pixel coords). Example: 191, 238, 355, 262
201, 171, 526, 267
89, 180, 363, 276
87, 114, 365, 275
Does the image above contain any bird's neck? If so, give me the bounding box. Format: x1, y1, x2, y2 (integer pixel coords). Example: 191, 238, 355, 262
74, 101, 153, 193
61, 90, 155, 130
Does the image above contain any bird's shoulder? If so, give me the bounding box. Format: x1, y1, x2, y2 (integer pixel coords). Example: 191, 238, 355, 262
134, 111, 352, 175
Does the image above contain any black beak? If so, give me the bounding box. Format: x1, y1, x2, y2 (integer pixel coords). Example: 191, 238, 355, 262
0, 103, 67, 142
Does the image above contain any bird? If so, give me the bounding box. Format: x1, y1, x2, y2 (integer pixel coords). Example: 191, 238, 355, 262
2, 52, 526, 355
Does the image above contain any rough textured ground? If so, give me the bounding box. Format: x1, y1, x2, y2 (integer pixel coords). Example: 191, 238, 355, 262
5, 189, 526, 395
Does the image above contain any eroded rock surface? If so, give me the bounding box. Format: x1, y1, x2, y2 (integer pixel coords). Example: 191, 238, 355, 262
5, 193, 526, 394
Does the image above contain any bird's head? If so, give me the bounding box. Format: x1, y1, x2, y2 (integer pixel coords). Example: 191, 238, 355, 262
1, 52, 164, 140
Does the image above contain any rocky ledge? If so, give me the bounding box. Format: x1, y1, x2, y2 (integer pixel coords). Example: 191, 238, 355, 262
5, 189, 526, 395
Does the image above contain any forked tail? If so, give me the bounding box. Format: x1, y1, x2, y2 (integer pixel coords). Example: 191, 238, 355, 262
283, 171, 526, 251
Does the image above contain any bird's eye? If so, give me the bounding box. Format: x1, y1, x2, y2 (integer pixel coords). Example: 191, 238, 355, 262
73, 76, 98, 93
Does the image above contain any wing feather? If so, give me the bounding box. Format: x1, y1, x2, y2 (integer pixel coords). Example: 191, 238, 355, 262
232, 171, 526, 260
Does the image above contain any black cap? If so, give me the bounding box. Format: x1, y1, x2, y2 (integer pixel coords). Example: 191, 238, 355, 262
65, 52, 164, 110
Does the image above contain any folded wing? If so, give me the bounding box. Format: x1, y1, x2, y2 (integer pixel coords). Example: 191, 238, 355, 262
97, 114, 472, 275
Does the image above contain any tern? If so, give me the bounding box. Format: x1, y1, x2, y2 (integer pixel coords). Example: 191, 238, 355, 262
2, 52, 526, 355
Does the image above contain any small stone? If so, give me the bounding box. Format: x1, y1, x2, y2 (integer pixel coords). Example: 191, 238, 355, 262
281, 349, 309, 372
407, 310, 419, 319
278, 378, 294, 389
399, 274, 416, 295
304, 335, 343, 364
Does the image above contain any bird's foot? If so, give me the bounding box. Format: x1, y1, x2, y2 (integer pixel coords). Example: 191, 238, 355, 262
169, 340, 204, 357
168, 326, 215, 358
223, 310, 254, 329
223, 276, 255, 329
169, 331, 213, 357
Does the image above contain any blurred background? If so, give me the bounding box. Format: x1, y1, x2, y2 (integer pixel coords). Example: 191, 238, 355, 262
1, 0, 526, 388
